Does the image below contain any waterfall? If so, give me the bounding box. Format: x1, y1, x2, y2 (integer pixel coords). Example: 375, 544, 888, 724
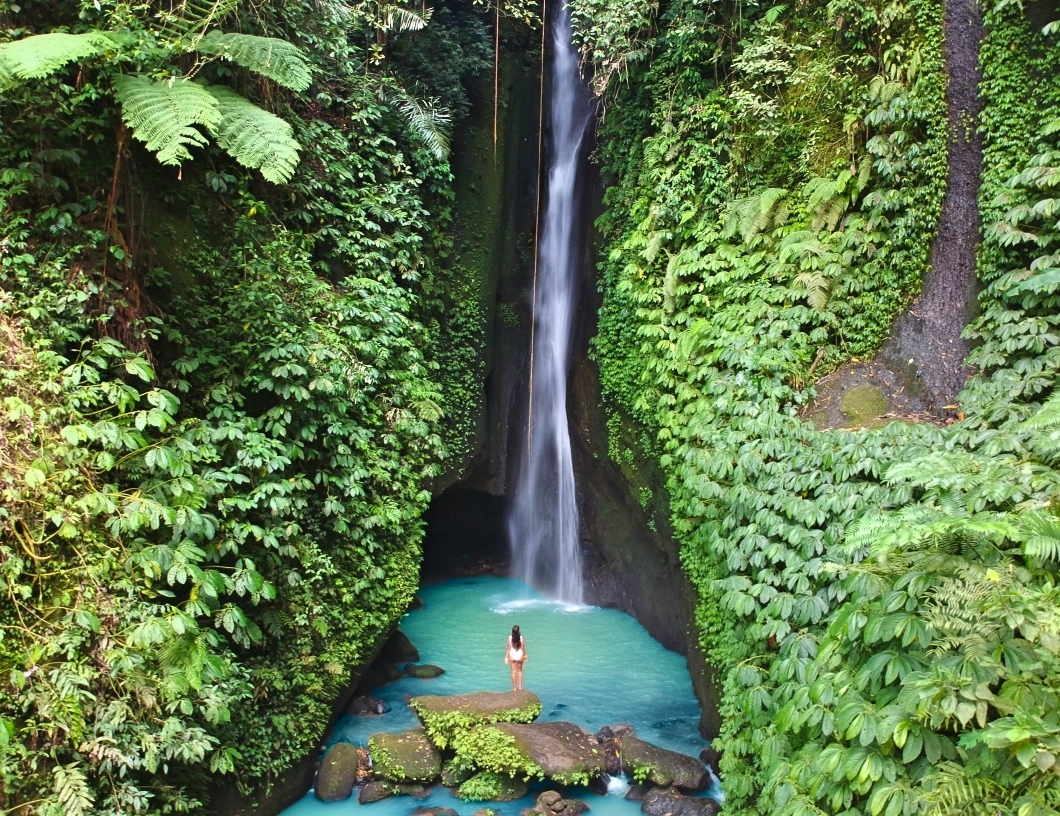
508, 4, 592, 604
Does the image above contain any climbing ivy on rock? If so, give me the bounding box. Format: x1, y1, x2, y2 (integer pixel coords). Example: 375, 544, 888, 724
0, 0, 495, 812
581, 0, 1060, 812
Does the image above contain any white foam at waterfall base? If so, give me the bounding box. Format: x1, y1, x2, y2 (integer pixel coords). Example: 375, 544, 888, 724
508, 4, 593, 606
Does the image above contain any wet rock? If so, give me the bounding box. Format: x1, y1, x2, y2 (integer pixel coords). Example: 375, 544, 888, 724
410, 690, 541, 748
472, 809, 499, 816
621, 736, 710, 792
369, 729, 441, 783
347, 694, 390, 716
464, 721, 604, 784
624, 784, 650, 802
412, 809, 458, 816
313, 742, 360, 802
587, 775, 610, 796
358, 780, 397, 804
538, 791, 563, 810
699, 747, 721, 779
381, 629, 420, 664
595, 727, 622, 775
406, 663, 446, 679
409, 595, 424, 610
641, 787, 721, 816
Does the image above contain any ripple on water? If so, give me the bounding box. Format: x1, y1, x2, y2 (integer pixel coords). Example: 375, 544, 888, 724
280, 576, 722, 816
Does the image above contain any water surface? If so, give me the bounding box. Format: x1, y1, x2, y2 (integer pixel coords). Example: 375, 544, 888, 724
281, 577, 721, 816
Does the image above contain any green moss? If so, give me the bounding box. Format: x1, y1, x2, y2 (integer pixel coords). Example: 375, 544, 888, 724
457, 772, 527, 802
839, 385, 888, 425
452, 725, 544, 781
368, 729, 441, 784
409, 690, 542, 749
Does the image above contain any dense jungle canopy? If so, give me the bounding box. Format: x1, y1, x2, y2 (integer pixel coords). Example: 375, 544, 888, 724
1, 0, 1059, 812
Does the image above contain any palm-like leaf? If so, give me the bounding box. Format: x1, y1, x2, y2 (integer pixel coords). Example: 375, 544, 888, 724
206, 85, 301, 183
114, 75, 220, 166
193, 31, 312, 91
389, 90, 451, 160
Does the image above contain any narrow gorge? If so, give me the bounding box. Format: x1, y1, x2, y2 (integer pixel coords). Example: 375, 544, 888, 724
3, 0, 1060, 814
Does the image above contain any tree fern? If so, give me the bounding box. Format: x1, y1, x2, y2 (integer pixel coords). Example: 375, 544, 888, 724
114, 75, 220, 166
207, 85, 301, 183
389, 90, 451, 160
193, 31, 312, 92
0, 32, 113, 90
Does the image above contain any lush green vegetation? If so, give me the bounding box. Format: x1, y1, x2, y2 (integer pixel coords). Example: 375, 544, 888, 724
576, 0, 1060, 812
0, 0, 502, 811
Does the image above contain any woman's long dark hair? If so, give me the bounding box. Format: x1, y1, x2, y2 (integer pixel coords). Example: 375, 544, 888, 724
511, 625, 521, 648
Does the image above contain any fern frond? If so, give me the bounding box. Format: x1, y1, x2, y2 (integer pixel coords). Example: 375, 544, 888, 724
51, 762, 94, 816
389, 90, 451, 160
206, 85, 300, 183
114, 75, 220, 166
157, 0, 240, 40
794, 270, 829, 310
0, 32, 113, 90
193, 31, 312, 92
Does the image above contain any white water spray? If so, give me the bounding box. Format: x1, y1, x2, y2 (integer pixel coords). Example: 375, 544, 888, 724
509, 5, 592, 604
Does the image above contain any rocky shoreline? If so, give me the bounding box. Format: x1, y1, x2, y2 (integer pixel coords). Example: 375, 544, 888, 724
313, 686, 721, 815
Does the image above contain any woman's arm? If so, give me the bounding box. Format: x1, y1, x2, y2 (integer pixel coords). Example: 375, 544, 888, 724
504, 636, 510, 663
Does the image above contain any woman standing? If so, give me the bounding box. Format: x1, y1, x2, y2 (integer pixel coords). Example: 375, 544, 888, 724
504, 625, 527, 691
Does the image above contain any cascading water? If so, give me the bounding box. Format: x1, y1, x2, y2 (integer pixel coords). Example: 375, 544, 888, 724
508, 5, 592, 605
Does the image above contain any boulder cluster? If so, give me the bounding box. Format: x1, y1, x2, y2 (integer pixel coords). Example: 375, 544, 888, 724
314, 673, 721, 814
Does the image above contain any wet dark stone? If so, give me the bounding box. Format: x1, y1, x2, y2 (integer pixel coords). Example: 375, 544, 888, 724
641, 787, 721, 816
381, 629, 420, 664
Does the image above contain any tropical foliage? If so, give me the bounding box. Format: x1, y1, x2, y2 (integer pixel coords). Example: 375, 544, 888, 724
576, 0, 1060, 812
0, 0, 498, 812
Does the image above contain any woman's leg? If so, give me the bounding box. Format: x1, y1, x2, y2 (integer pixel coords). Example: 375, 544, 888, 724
509, 661, 517, 691
515, 661, 524, 691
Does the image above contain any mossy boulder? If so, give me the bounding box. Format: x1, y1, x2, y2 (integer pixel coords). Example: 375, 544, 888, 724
406, 663, 445, 679
358, 780, 427, 804
458, 771, 528, 801
313, 742, 360, 802
410, 689, 541, 748
840, 385, 888, 425
621, 735, 710, 792
457, 721, 603, 785
368, 728, 442, 783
